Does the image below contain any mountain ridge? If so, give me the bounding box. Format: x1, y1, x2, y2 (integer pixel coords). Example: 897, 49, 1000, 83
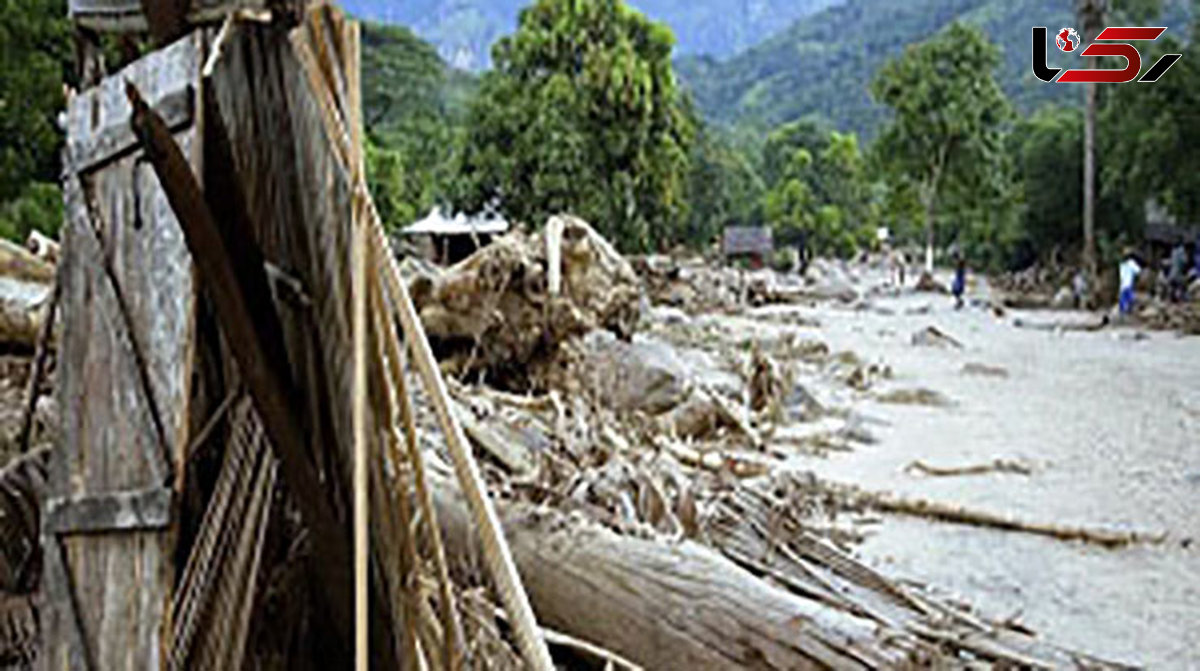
340, 0, 840, 69
675, 0, 1192, 137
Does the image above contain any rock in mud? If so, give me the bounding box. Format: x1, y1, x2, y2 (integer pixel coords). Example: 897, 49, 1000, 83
875, 387, 952, 407
911, 326, 963, 349
961, 362, 1009, 378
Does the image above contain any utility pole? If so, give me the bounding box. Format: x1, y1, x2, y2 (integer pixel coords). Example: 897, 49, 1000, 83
1078, 0, 1107, 288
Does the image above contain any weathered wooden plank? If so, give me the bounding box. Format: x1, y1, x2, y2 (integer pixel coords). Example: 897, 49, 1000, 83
65, 32, 199, 468
203, 14, 407, 666
66, 86, 193, 174
69, 0, 270, 33
45, 488, 173, 534
46, 34, 202, 671
47, 177, 176, 671
128, 80, 357, 659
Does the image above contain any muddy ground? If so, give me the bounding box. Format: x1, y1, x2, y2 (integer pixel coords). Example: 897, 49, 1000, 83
745, 269, 1200, 669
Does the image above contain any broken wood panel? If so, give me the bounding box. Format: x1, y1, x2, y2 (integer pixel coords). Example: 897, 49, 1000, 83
66, 86, 193, 174
65, 33, 200, 472
45, 36, 202, 671
69, 0, 270, 33
44, 488, 173, 534
205, 14, 404, 666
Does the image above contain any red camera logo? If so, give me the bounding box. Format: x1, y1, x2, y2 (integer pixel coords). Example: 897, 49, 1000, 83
1033, 26, 1182, 83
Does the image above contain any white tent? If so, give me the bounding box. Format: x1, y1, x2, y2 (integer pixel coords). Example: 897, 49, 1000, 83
402, 206, 509, 236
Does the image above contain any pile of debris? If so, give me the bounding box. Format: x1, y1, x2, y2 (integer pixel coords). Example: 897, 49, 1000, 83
425, 217, 1144, 668
405, 215, 641, 389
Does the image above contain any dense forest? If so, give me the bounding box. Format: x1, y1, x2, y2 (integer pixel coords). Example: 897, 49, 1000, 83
2, 0, 1199, 273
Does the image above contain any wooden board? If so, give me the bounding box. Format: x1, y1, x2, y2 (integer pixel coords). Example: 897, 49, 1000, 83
43, 34, 201, 671
68, 0, 269, 32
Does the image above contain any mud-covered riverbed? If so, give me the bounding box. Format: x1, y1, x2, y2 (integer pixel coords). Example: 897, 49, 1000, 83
769, 271, 1200, 669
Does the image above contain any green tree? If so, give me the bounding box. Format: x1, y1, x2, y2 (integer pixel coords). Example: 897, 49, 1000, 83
685, 123, 763, 247
361, 22, 474, 230
454, 0, 694, 252
871, 22, 1013, 272
0, 0, 71, 240
1014, 107, 1083, 256
760, 118, 831, 188
1101, 23, 1200, 228
0, 0, 70, 202
762, 128, 874, 258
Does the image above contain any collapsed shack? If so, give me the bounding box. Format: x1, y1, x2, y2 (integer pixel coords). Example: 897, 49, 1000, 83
2, 2, 1144, 670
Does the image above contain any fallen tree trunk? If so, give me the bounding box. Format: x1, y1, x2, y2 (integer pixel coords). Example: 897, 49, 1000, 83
0, 239, 55, 349
428, 472, 921, 670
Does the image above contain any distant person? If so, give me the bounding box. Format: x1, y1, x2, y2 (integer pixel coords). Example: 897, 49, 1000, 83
1192, 238, 1200, 280
1071, 269, 1089, 309
888, 246, 906, 287
1168, 243, 1188, 302
1118, 252, 1142, 316
796, 229, 811, 275
952, 253, 967, 309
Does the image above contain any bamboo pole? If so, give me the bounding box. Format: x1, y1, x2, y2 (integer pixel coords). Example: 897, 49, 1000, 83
352, 193, 369, 671
345, 17, 369, 671
370, 248, 464, 670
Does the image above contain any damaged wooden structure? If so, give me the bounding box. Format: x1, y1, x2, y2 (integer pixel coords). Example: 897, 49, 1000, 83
48, 3, 551, 669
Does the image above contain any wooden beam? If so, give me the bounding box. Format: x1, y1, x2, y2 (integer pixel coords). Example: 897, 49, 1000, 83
124, 82, 355, 656
66, 85, 193, 174
138, 0, 190, 44
45, 488, 173, 534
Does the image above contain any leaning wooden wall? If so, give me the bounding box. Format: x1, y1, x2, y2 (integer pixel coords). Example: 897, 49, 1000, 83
42, 35, 203, 671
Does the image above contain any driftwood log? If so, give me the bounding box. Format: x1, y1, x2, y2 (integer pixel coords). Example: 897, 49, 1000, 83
0, 239, 55, 349
427, 472, 920, 670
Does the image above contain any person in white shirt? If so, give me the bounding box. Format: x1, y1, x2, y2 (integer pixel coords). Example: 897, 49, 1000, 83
1118, 253, 1141, 315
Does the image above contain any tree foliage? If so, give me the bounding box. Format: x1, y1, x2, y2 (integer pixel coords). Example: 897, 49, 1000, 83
0, 0, 70, 240
453, 0, 694, 252
361, 22, 476, 231
0, 0, 70, 202
761, 122, 876, 257
1102, 31, 1200, 227
685, 122, 763, 246
871, 22, 1013, 267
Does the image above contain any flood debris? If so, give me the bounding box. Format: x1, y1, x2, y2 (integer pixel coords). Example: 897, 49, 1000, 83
961, 362, 1010, 378
836, 484, 1165, 549
911, 325, 964, 349
905, 458, 1033, 477
406, 214, 641, 390
875, 387, 953, 407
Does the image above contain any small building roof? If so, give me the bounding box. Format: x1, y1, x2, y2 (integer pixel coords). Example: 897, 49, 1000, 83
723, 225, 773, 256
402, 206, 509, 236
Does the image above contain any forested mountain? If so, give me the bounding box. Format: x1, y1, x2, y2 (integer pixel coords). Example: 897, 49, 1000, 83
676, 0, 1192, 137
341, 0, 838, 69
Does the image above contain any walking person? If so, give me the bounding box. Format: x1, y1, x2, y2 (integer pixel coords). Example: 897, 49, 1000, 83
1168, 242, 1188, 302
1071, 269, 1089, 309
1118, 250, 1142, 316
952, 252, 967, 309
